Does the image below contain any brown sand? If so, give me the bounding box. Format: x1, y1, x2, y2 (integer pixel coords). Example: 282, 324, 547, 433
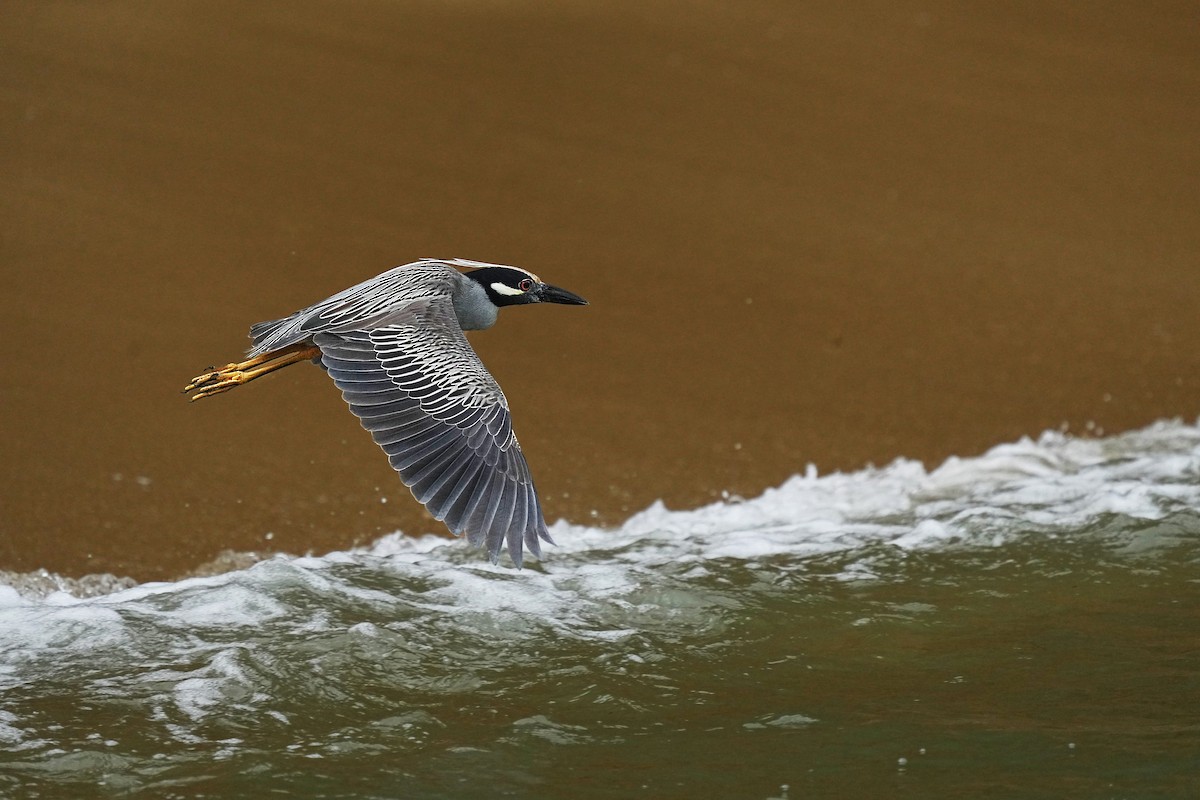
3, 2, 1198, 581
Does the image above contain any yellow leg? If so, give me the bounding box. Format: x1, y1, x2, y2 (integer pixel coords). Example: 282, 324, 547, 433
185, 343, 321, 401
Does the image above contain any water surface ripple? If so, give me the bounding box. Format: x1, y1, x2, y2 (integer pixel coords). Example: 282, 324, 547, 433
2, 421, 1198, 797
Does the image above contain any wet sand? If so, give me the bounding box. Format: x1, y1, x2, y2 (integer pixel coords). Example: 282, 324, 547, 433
3, 1, 1198, 581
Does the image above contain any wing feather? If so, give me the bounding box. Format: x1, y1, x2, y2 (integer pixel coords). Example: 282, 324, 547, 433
420, 448, 479, 520
310, 294, 551, 566
438, 458, 486, 532
248, 261, 461, 356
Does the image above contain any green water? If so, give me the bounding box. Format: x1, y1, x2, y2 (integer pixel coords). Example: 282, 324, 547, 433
2, 426, 1199, 798
2, 539, 1197, 798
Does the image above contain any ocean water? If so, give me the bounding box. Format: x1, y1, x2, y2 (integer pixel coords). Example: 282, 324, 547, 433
2, 421, 1198, 798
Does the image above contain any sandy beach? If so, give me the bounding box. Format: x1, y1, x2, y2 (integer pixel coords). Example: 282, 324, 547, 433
3, 1, 1198, 581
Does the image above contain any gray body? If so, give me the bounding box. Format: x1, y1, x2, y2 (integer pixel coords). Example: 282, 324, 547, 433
247, 259, 581, 567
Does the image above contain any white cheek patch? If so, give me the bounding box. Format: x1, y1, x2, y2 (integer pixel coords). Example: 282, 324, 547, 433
491, 282, 526, 297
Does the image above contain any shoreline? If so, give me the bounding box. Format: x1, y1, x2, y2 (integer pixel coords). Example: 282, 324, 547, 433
5, 416, 1196, 590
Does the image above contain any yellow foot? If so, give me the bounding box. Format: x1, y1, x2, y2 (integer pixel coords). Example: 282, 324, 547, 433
185, 368, 253, 401
184, 344, 321, 402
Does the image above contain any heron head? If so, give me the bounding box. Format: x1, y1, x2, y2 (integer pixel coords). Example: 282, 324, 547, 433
463, 265, 588, 308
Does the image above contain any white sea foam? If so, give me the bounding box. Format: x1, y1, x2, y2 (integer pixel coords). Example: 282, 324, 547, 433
0, 421, 1196, 622
1, 420, 1196, 794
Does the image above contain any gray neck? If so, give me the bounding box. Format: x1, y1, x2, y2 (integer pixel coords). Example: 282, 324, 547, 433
451, 276, 499, 330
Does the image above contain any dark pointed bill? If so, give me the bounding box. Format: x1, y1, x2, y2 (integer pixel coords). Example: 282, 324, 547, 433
536, 284, 588, 306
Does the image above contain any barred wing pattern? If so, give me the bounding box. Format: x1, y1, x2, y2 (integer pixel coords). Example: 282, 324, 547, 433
313, 296, 552, 567
248, 260, 463, 358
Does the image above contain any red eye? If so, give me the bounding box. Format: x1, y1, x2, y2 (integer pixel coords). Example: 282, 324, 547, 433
519, 278, 534, 292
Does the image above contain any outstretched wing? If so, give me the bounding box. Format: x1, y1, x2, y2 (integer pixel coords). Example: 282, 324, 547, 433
312, 295, 552, 566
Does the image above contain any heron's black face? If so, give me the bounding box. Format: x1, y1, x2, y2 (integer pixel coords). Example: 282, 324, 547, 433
466, 266, 588, 308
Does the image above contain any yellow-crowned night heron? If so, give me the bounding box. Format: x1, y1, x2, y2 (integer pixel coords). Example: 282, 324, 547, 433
185, 258, 587, 567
